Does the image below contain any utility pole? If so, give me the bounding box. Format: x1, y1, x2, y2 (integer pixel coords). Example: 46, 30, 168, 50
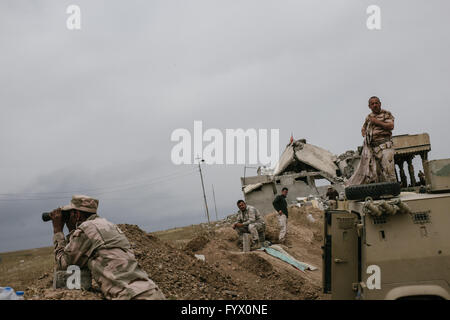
212, 184, 218, 221
196, 156, 210, 224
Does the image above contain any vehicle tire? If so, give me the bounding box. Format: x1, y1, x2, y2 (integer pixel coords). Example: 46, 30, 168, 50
345, 182, 401, 200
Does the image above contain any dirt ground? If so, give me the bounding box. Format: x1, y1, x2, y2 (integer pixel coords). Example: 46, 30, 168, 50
193, 206, 324, 300
4, 206, 325, 300
0, 247, 54, 290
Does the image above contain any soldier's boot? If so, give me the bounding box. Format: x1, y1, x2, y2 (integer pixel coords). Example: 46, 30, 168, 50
250, 239, 261, 251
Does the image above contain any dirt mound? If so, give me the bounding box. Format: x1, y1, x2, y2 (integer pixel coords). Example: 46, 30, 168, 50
193, 205, 324, 300
280, 273, 319, 299
264, 206, 323, 242
26, 224, 249, 300
118, 224, 249, 299
228, 253, 273, 275
265, 206, 323, 229
215, 227, 238, 242
184, 234, 210, 253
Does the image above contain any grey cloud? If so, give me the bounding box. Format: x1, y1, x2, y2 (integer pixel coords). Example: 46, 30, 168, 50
1, 0, 449, 251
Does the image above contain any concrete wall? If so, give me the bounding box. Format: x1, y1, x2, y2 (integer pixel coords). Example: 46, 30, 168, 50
244, 183, 278, 216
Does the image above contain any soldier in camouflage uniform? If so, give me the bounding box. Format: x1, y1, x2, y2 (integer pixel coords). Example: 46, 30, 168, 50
50, 195, 165, 300
347, 96, 396, 185
232, 200, 265, 250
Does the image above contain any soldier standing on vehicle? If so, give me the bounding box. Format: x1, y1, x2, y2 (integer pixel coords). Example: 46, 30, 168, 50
347, 96, 396, 185
49, 195, 165, 300
272, 187, 289, 244
233, 200, 265, 250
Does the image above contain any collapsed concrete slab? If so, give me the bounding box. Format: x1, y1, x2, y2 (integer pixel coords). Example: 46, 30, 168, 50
336, 149, 361, 179
242, 139, 346, 214
273, 139, 339, 179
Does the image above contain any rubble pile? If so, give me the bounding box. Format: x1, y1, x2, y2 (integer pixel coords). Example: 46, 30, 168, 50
336, 149, 361, 179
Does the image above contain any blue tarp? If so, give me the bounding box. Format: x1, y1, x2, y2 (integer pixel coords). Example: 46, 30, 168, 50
261, 247, 308, 272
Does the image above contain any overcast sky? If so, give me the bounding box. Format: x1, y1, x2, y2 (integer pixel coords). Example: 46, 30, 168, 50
1, 0, 449, 252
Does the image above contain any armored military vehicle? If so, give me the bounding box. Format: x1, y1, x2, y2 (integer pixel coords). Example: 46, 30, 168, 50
322, 158, 450, 300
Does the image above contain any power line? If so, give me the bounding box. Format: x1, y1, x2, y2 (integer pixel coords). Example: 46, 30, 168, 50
0, 168, 197, 201
0, 168, 194, 197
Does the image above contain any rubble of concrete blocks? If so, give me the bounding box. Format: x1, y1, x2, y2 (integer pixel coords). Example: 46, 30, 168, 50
293, 195, 329, 211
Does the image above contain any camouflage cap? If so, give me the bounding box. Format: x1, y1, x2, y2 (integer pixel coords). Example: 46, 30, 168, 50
61, 195, 99, 214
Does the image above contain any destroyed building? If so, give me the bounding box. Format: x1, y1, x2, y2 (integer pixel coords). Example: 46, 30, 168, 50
241, 133, 431, 215
392, 133, 431, 188
241, 139, 347, 214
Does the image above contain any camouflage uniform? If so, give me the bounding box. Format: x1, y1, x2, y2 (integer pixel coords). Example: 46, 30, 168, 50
53, 195, 165, 300
348, 109, 396, 185
235, 205, 265, 243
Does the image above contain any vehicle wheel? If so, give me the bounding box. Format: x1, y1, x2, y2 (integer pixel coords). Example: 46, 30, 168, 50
345, 182, 401, 200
